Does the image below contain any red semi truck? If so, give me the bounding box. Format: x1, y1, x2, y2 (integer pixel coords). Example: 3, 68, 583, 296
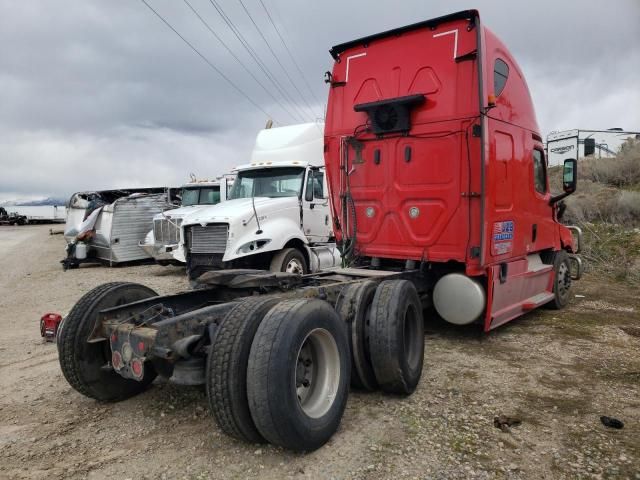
57, 10, 582, 452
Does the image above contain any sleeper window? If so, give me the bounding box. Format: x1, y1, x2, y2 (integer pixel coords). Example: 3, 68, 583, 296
494, 59, 509, 96
533, 149, 547, 195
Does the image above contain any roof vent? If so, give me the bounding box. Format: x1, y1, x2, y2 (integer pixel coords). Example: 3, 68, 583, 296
354, 94, 425, 135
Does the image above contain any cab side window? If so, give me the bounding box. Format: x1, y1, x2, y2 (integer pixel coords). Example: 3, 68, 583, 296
533, 149, 547, 194
494, 59, 509, 96
313, 171, 325, 199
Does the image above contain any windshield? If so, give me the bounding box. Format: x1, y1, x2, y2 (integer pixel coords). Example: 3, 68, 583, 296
229, 167, 305, 199
181, 187, 221, 206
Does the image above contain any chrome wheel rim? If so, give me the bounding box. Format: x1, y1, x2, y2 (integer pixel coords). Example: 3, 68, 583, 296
285, 258, 304, 274
557, 261, 571, 299
295, 328, 340, 418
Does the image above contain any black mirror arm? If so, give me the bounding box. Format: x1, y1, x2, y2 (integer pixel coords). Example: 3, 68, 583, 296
549, 190, 573, 205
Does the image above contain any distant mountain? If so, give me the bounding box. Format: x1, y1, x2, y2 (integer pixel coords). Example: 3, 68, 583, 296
0, 197, 67, 207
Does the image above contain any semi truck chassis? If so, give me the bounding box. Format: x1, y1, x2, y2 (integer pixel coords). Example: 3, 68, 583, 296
58, 267, 430, 451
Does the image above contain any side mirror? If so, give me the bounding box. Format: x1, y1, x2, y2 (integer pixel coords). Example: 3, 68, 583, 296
304, 171, 314, 202
562, 158, 577, 193
550, 158, 577, 204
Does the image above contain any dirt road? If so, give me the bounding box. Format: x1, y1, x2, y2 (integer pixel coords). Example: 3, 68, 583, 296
0, 225, 638, 479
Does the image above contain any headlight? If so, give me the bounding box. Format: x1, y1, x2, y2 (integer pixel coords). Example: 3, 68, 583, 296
236, 239, 271, 255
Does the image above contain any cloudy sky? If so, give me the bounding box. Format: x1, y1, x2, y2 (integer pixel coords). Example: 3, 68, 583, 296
1, 0, 638, 201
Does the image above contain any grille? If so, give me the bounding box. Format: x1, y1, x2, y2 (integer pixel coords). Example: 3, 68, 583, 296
153, 217, 182, 245
187, 224, 228, 254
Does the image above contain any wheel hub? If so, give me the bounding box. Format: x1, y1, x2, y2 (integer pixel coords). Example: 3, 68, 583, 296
557, 262, 571, 297
286, 258, 304, 274
294, 328, 340, 418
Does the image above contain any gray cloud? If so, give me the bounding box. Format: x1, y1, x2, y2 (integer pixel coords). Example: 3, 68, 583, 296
0, 0, 638, 201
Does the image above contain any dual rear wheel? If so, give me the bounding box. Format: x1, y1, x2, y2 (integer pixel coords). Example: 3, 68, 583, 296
208, 297, 350, 451
208, 279, 425, 451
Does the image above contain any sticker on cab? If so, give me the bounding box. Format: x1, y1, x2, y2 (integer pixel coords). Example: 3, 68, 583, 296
491, 220, 514, 256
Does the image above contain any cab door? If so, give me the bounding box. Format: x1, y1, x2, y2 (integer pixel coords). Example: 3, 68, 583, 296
302, 167, 332, 243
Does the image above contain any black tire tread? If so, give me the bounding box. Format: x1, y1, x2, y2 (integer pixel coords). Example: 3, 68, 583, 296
369, 280, 424, 395
206, 297, 279, 443
58, 282, 157, 401
335, 281, 378, 391
246, 299, 300, 447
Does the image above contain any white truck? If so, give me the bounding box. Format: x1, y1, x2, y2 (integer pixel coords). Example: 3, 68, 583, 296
180, 122, 340, 281
140, 178, 231, 265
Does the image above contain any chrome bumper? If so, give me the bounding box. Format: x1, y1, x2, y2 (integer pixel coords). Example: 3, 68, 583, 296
567, 226, 583, 254
568, 254, 584, 280
138, 241, 178, 262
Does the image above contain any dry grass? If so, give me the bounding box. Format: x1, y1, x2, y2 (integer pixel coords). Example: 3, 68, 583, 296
549, 139, 640, 282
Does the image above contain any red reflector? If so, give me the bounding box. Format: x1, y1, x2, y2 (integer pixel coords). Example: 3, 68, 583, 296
131, 359, 143, 378
111, 333, 117, 342
137, 341, 145, 352
112, 351, 123, 370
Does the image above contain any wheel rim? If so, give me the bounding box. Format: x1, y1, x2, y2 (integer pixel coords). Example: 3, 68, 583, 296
295, 328, 340, 418
557, 261, 571, 299
285, 258, 304, 274
403, 304, 421, 370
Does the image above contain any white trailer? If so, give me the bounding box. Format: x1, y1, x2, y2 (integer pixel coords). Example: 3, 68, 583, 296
546, 128, 640, 167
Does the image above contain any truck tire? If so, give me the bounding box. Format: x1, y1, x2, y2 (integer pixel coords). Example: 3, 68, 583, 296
546, 250, 572, 310
369, 280, 424, 395
57, 282, 158, 401
206, 296, 280, 443
269, 247, 307, 274
247, 299, 350, 451
335, 281, 378, 391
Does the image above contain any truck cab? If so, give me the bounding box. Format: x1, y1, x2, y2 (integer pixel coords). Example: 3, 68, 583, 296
180, 123, 338, 281
140, 179, 231, 265
325, 9, 582, 330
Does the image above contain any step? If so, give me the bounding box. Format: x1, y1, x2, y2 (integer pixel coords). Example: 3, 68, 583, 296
522, 292, 555, 311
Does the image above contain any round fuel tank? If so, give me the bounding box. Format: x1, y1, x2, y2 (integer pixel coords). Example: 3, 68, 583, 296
433, 273, 486, 325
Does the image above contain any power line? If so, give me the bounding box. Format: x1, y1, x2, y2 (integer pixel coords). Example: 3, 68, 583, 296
237, 0, 319, 120
206, 0, 310, 122
258, 0, 324, 113
139, 0, 278, 123
181, 0, 300, 123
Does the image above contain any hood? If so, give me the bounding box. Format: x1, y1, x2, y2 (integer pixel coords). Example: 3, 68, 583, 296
154, 204, 207, 221
182, 196, 298, 226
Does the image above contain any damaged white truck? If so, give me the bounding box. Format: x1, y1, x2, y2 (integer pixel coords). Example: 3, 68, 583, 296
181, 122, 340, 281
139, 178, 231, 266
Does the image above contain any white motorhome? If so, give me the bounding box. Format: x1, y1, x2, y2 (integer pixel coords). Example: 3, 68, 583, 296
180, 122, 340, 281
546, 128, 640, 167
139, 178, 232, 265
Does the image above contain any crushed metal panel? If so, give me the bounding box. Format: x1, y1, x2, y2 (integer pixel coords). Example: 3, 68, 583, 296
93, 194, 170, 263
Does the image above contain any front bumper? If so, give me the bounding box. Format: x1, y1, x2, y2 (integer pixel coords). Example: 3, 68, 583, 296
139, 241, 179, 262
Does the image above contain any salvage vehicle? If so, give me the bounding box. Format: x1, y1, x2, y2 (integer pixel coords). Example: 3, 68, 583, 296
62, 188, 176, 269
181, 122, 341, 279
58, 10, 582, 452
0, 207, 27, 226
140, 178, 232, 266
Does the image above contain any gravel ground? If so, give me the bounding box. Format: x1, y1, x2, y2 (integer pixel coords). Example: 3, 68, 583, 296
0, 225, 638, 479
